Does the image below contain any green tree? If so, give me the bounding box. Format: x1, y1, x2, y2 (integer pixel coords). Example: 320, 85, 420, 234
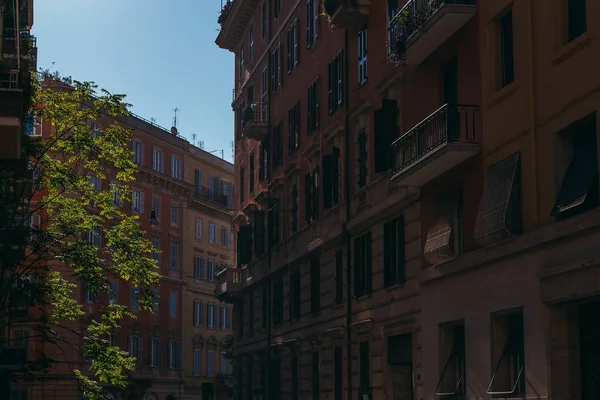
0, 71, 161, 399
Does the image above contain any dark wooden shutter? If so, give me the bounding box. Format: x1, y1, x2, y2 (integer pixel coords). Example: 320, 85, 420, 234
287, 29, 292, 73
327, 61, 333, 114
312, 167, 319, 219
373, 107, 388, 173
305, 173, 313, 223
383, 221, 391, 286
295, 18, 300, 64
315, 78, 320, 128
322, 154, 333, 209
254, 211, 265, 255
383, 99, 398, 169
360, 341, 370, 392
288, 108, 294, 154
295, 102, 301, 148
307, 85, 313, 135
238, 224, 253, 265
365, 232, 372, 294
397, 215, 406, 284
332, 146, 340, 204
353, 237, 362, 297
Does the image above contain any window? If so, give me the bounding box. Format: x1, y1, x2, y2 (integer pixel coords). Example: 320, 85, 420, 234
86, 226, 102, 248
292, 353, 299, 400
128, 334, 142, 367
323, 147, 341, 209
383, 215, 406, 287
152, 196, 160, 222
222, 228, 233, 248
193, 348, 201, 376
261, 2, 267, 38
272, 122, 284, 168
249, 292, 255, 332
567, 0, 587, 42
272, 278, 284, 325
307, 78, 320, 135
359, 341, 370, 397
262, 286, 268, 329
240, 167, 245, 203
83, 281, 99, 303
273, 0, 281, 18
208, 260, 217, 282
334, 346, 343, 400
208, 302, 218, 328
328, 51, 344, 114
354, 231, 372, 298
425, 188, 463, 266
195, 218, 203, 239
194, 300, 204, 326
487, 311, 525, 396
208, 349, 215, 377
149, 337, 163, 367
87, 120, 102, 139
306, 0, 320, 48
312, 351, 320, 400
132, 140, 144, 165
291, 181, 299, 233
335, 250, 343, 304
209, 223, 219, 244
109, 281, 117, 302
288, 101, 300, 153
435, 324, 466, 396
249, 25, 254, 59
170, 156, 182, 180
499, 9, 514, 88
170, 241, 179, 270
169, 292, 177, 317
152, 289, 159, 313
89, 176, 102, 192
289, 268, 301, 320
152, 236, 160, 261
11, 329, 30, 359
552, 113, 598, 219
373, 98, 398, 173
269, 199, 281, 247
312, 168, 320, 220
261, 66, 268, 116
131, 286, 139, 311
11, 388, 28, 400
221, 351, 228, 374
221, 305, 231, 330
110, 182, 123, 207
152, 148, 164, 173
358, 129, 368, 188
310, 257, 320, 313
194, 256, 205, 279
171, 202, 178, 226
358, 26, 368, 84
271, 43, 283, 92
249, 152, 255, 192
168, 340, 182, 369
131, 189, 145, 213
287, 18, 300, 73
304, 172, 313, 224
239, 45, 244, 78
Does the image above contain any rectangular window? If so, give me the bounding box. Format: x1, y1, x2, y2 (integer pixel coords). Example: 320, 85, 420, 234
249, 292, 255, 332
149, 337, 162, 367
193, 348, 201, 376
487, 311, 525, 396
292, 353, 299, 400
249, 25, 254, 59
271, 43, 282, 92
287, 101, 300, 154
11, 388, 28, 400
327, 51, 344, 114
291, 181, 299, 233
128, 335, 142, 367
359, 341, 370, 396
194, 256, 205, 279
152, 289, 159, 313
261, 2, 267, 38
221, 351, 228, 374
131, 189, 145, 214
306, 0, 319, 47
170, 156, 182, 180
169, 292, 177, 317
109, 281, 117, 303
335, 250, 343, 304
168, 340, 181, 369
289, 268, 301, 319
287, 18, 300, 73
312, 351, 320, 400
152, 237, 160, 261
208, 260, 217, 282
249, 152, 255, 193
209, 223, 219, 244
358, 26, 368, 85
86, 226, 102, 249
152, 148, 164, 173
312, 167, 320, 220
304, 172, 313, 224
195, 218, 203, 239
499, 9, 515, 88
208, 349, 215, 377
194, 300, 204, 326
307, 78, 320, 135
11, 329, 30, 359
567, 0, 587, 42
310, 257, 320, 313
261, 66, 268, 116
383, 215, 406, 287
110, 182, 123, 207
152, 196, 160, 221
271, 122, 283, 168
358, 129, 368, 188
262, 286, 268, 329
132, 140, 144, 165
221, 305, 231, 330
171, 202, 178, 226
272, 278, 284, 325
83, 281, 99, 303
170, 241, 178, 270
354, 231, 372, 298
239, 45, 244, 78
208, 302, 218, 328
334, 346, 343, 400
131, 286, 139, 311
435, 324, 466, 396
273, 0, 281, 18
240, 167, 245, 203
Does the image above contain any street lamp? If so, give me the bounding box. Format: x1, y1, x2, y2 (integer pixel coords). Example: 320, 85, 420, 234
148, 209, 159, 226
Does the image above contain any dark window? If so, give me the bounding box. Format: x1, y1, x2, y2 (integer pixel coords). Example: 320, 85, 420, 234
248, 292, 254, 333
237, 224, 253, 265
247, 362, 253, 399
240, 167, 245, 203
305, 172, 313, 224
310, 257, 321, 313
334, 346, 343, 400
358, 129, 368, 188
289, 268, 301, 320
272, 122, 283, 168
272, 277, 284, 325
306, 0, 319, 47
499, 10, 515, 88
374, 99, 398, 173
287, 19, 300, 73
261, 286, 268, 329
269, 199, 280, 246
273, 0, 281, 18
253, 211, 265, 255
259, 138, 269, 181
383, 215, 405, 287
327, 51, 344, 114
323, 148, 341, 209
567, 0, 587, 42
270, 358, 282, 399
292, 354, 299, 400
359, 341, 370, 397
487, 312, 525, 396
312, 351, 320, 400
552, 113, 598, 219
261, 2, 267, 38
291, 183, 299, 233
358, 26, 368, 85
249, 153, 255, 193
307, 78, 320, 135
288, 101, 300, 154
271, 44, 282, 92
335, 249, 343, 304
435, 325, 466, 396
312, 167, 320, 220
354, 231, 372, 298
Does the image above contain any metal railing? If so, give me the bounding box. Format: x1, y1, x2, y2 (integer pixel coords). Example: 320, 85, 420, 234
216, 267, 242, 297
392, 103, 478, 173
194, 185, 230, 208
241, 101, 267, 130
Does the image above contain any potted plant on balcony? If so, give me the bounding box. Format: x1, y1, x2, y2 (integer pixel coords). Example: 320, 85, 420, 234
218, 0, 234, 26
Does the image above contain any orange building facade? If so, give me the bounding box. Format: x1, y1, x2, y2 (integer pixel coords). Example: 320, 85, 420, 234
216, 0, 600, 399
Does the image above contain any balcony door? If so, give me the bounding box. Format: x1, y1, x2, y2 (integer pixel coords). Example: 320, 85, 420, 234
247, 85, 254, 103
443, 57, 459, 141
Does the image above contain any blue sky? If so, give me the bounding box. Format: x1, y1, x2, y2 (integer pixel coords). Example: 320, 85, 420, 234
32, 0, 235, 162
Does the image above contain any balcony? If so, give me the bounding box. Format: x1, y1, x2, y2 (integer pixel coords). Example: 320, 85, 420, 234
215, 267, 243, 303
241, 101, 267, 141
216, 0, 261, 51
1, 29, 37, 68
391, 103, 479, 186
194, 185, 232, 209
0, 70, 24, 159
325, 0, 371, 31
389, 0, 476, 65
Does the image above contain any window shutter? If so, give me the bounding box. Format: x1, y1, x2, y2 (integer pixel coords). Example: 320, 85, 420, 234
365, 233, 372, 294
271, 51, 276, 92
213, 305, 218, 327
373, 108, 388, 173
295, 18, 300, 64
287, 29, 292, 73
307, 85, 312, 134
140, 192, 145, 213
384, 99, 398, 167
338, 51, 344, 105
295, 102, 300, 148
254, 211, 265, 255
305, 173, 313, 223
322, 154, 333, 209
327, 62, 333, 114
288, 109, 294, 154
278, 43, 283, 86
140, 142, 145, 165
306, 0, 312, 47
314, 0, 320, 38
160, 152, 164, 173
353, 237, 361, 297
312, 168, 319, 219
315, 78, 320, 127
332, 147, 340, 203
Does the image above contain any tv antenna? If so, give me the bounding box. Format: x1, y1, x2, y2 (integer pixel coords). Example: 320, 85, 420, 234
192, 133, 197, 146
150, 117, 156, 125
199, 140, 204, 149
172, 107, 180, 127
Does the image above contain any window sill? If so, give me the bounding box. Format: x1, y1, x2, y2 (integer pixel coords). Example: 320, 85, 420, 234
552, 33, 592, 67
384, 281, 407, 292
354, 294, 372, 302
485, 80, 519, 109
332, 302, 344, 310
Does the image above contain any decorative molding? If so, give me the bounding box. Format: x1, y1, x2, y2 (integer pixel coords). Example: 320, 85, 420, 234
323, 120, 344, 143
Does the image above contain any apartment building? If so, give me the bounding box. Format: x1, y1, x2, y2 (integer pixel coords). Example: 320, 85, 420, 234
183, 147, 235, 399
0, 0, 35, 159
217, 0, 600, 399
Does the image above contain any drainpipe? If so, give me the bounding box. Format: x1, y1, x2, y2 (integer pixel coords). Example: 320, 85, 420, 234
265, 1, 273, 399
527, 0, 538, 223
342, 27, 352, 400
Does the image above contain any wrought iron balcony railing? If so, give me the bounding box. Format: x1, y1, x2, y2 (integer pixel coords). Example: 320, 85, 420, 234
215, 267, 243, 301
194, 185, 230, 208
242, 101, 267, 130
392, 103, 478, 174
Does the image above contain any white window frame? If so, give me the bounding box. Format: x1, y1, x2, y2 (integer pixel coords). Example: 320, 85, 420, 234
194, 300, 204, 326
131, 286, 139, 311
152, 237, 160, 261
208, 302, 217, 328
358, 27, 368, 85
208, 260, 217, 282
168, 340, 180, 369
170, 156, 182, 180
128, 334, 142, 366
149, 337, 161, 367
152, 148, 164, 173
110, 182, 123, 207
221, 305, 230, 330
209, 223, 218, 244
195, 218, 203, 240
194, 255, 205, 279
30, 115, 43, 137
